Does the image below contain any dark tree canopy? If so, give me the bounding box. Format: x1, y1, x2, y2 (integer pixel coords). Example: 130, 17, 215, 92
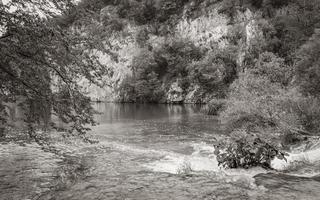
0, 0, 108, 138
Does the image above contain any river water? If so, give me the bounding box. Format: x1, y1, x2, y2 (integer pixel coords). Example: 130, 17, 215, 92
1, 103, 320, 200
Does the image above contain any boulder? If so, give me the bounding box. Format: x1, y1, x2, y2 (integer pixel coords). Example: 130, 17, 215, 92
166, 82, 184, 103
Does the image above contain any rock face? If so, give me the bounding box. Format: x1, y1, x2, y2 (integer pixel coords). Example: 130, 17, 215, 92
84, 85, 113, 102
79, 1, 257, 103
184, 85, 202, 104
184, 85, 216, 104
175, 8, 229, 49
79, 78, 113, 102
166, 82, 184, 103
166, 83, 215, 104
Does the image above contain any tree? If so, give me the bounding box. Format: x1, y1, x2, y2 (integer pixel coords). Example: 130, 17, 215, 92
0, 0, 109, 139
273, 0, 320, 60
252, 52, 291, 85
295, 30, 320, 97
116, 49, 163, 103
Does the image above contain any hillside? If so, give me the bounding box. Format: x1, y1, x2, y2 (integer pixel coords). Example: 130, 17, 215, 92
74, 0, 250, 103
72, 0, 319, 106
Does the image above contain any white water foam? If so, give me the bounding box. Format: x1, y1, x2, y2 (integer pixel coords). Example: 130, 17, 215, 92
95, 140, 272, 189
98, 140, 320, 178
143, 142, 218, 174
143, 142, 270, 190
96, 140, 179, 157
96, 141, 219, 173
144, 154, 219, 174
271, 146, 320, 176
143, 142, 268, 178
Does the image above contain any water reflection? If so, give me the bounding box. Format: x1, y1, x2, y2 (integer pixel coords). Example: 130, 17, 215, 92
92, 103, 202, 123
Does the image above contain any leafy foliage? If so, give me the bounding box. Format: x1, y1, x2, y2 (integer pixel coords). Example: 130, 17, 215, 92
2, 0, 320, 161
201, 99, 226, 116
215, 134, 288, 169
0, 0, 109, 138
251, 52, 291, 85
214, 0, 320, 169
295, 30, 320, 98
272, 0, 320, 59
115, 39, 204, 103
116, 0, 191, 25
116, 49, 164, 102
94, 0, 320, 169
188, 47, 237, 92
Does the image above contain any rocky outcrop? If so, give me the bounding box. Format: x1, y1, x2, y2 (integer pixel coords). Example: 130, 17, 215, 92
166, 82, 184, 103
79, 1, 262, 103
165, 83, 216, 104
176, 7, 229, 49
184, 85, 202, 103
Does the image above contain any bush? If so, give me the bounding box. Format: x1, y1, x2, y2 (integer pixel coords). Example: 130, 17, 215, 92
215, 133, 288, 169
295, 31, 320, 98
115, 76, 136, 103
220, 51, 320, 167
273, 1, 320, 59
187, 48, 237, 93
222, 72, 284, 128
289, 96, 320, 134
221, 50, 303, 136
134, 72, 164, 103
252, 52, 291, 85
201, 99, 226, 115
117, 0, 188, 24
104, 18, 124, 32
115, 49, 164, 103
215, 0, 320, 170
220, 72, 314, 149
116, 73, 164, 103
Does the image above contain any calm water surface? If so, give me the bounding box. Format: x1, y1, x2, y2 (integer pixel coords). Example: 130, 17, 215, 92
1, 103, 320, 200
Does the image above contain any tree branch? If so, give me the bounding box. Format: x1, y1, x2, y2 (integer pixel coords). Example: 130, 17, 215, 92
0, 63, 46, 98
0, 33, 12, 40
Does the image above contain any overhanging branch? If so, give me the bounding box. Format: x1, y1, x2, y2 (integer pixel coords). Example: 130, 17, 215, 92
0, 33, 12, 40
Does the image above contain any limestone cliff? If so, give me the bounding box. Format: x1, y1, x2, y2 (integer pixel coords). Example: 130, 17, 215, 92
78, 0, 265, 103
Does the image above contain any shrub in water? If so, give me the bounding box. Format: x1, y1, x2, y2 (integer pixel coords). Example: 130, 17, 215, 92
215, 133, 288, 169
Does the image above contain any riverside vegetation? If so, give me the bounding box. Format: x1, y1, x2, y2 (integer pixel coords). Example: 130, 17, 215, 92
1, 0, 320, 169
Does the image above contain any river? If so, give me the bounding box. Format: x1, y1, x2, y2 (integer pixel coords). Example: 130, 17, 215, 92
1, 103, 320, 200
